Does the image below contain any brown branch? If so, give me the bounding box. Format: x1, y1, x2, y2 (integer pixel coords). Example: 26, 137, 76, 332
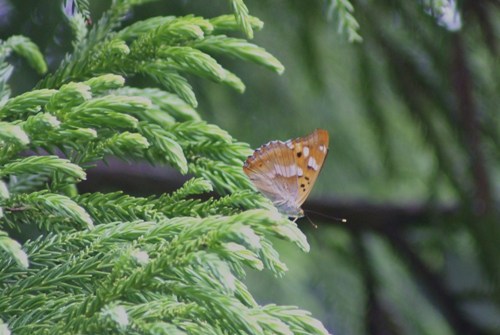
466, 0, 498, 55
353, 232, 402, 335
302, 198, 457, 230
78, 159, 189, 196
78, 159, 459, 230
452, 34, 493, 214
383, 228, 487, 335
451, 35, 500, 304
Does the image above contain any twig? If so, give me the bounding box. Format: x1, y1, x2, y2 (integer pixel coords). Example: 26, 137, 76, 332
452, 34, 493, 214
383, 228, 487, 335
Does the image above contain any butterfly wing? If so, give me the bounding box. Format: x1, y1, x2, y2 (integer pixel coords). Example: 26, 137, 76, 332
243, 129, 329, 217
291, 129, 329, 208
243, 140, 299, 213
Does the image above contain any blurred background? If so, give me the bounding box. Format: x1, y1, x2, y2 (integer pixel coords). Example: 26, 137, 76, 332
2, 0, 500, 334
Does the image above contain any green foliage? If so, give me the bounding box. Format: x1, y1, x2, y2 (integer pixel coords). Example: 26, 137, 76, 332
0, 230, 28, 269
39, 9, 284, 108
327, 0, 362, 42
0, 34, 47, 104
0, 0, 334, 334
1, 36, 47, 75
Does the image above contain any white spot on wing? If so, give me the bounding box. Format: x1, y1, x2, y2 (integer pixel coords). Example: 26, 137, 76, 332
303, 146, 309, 157
277, 165, 306, 177
308, 157, 318, 170
286, 140, 294, 149
283, 165, 296, 177
319, 144, 325, 152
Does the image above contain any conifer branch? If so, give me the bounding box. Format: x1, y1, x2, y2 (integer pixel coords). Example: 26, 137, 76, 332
327, 0, 362, 42
1, 191, 94, 231
38, 10, 284, 108
1, 36, 48, 75
228, 0, 254, 39
0, 230, 28, 269
210, 14, 263, 35
0, 1, 331, 333
0, 156, 85, 181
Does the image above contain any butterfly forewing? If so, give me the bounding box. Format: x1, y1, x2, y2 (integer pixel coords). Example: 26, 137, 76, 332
292, 129, 329, 207
243, 129, 329, 217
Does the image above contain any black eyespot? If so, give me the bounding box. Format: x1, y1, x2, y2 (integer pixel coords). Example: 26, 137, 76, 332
302, 188, 306, 192
305, 176, 310, 181
297, 152, 302, 158
300, 184, 305, 188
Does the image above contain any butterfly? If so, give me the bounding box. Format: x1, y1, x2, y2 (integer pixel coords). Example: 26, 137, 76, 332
243, 129, 329, 218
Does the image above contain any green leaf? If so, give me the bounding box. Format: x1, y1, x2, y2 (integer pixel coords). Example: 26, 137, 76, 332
262, 305, 330, 335
32, 192, 94, 230
144, 65, 198, 108
118, 16, 176, 41
228, 0, 254, 39
0, 122, 29, 146
0, 230, 29, 269
7, 35, 48, 74
194, 36, 284, 74
210, 14, 264, 34
327, 0, 362, 42
46, 82, 92, 112
5, 191, 94, 230
103, 132, 150, 159
0, 180, 9, 199
22, 113, 61, 135
0, 89, 56, 119
139, 123, 188, 174
155, 15, 213, 42
160, 46, 227, 82
84, 74, 125, 94
168, 178, 213, 201
142, 322, 187, 335
0, 156, 86, 181
167, 121, 233, 144
113, 87, 201, 121
63, 96, 150, 129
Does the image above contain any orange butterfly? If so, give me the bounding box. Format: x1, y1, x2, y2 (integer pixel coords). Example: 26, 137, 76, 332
243, 129, 329, 218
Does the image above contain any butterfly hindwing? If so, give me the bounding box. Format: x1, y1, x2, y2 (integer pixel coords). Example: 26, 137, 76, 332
243, 140, 298, 208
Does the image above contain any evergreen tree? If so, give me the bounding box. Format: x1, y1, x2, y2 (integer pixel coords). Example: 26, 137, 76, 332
0, 1, 337, 333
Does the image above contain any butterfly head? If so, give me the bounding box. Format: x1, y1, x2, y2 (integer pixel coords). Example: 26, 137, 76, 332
277, 205, 304, 219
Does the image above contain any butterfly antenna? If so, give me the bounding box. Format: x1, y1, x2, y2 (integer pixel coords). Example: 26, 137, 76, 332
304, 215, 318, 229
303, 209, 347, 223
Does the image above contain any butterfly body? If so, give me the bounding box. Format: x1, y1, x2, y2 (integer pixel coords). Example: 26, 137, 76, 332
243, 129, 329, 218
